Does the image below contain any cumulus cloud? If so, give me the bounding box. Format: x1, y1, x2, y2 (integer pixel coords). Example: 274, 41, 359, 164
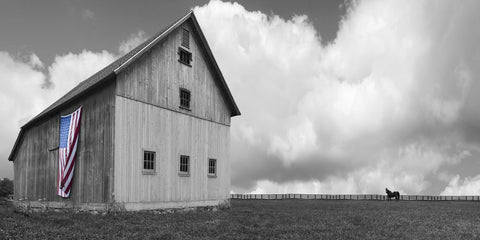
46, 50, 115, 101
119, 31, 148, 55
28, 53, 44, 69
441, 175, 480, 195
0, 52, 47, 178
195, 0, 480, 194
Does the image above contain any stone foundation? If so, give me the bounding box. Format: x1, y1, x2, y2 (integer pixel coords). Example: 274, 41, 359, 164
13, 199, 230, 213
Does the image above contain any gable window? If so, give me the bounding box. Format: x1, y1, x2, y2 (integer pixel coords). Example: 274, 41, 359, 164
178, 48, 192, 66
143, 150, 156, 174
179, 155, 190, 176
179, 88, 191, 109
182, 28, 190, 48
208, 158, 217, 177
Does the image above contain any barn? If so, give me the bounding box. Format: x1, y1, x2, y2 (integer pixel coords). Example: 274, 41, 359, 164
8, 11, 240, 211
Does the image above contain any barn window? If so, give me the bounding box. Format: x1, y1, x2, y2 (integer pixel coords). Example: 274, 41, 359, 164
179, 155, 190, 176
143, 150, 156, 174
182, 28, 190, 48
178, 47, 192, 66
179, 88, 191, 109
208, 159, 217, 177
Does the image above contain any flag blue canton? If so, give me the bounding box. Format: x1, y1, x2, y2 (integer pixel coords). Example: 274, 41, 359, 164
59, 115, 71, 148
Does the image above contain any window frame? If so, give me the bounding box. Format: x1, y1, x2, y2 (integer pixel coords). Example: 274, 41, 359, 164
179, 155, 190, 177
179, 88, 191, 110
178, 47, 192, 67
142, 149, 156, 175
208, 158, 217, 178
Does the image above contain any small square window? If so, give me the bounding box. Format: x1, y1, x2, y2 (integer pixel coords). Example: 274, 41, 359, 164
179, 155, 190, 176
178, 48, 192, 66
182, 28, 190, 48
179, 88, 191, 109
143, 150, 156, 174
208, 159, 217, 177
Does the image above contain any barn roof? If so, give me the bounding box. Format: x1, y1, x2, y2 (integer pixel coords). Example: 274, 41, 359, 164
8, 11, 240, 161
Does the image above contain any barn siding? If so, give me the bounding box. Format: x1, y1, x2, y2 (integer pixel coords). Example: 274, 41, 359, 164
113, 21, 232, 204
114, 97, 230, 203
13, 82, 115, 204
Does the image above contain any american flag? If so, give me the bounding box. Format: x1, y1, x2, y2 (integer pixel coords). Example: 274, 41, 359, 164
57, 106, 82, 198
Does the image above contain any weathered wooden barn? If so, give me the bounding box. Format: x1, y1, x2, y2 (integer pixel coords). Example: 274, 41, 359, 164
8, 11, 240, 211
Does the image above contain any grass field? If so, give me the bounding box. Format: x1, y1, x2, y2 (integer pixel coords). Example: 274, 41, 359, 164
1, 199, 480, 239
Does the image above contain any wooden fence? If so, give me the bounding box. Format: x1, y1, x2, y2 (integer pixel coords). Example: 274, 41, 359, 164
230, 194, 480, 201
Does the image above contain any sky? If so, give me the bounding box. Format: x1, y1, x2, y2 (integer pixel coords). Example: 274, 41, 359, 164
1, 0, 480, 196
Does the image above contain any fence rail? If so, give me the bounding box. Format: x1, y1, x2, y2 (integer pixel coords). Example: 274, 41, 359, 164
230, 194, 480, 201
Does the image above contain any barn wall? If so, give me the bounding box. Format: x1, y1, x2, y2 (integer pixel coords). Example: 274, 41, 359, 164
13, 82, 115, 204
116, 20, 232, 125
113, 20, 232, 204
114, 97, 231, 203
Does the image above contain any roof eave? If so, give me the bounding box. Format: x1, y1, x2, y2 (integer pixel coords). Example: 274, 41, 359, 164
8, 128, 23, 161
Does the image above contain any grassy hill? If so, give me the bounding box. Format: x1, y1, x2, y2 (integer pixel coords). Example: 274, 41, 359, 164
1, 199, 480, 239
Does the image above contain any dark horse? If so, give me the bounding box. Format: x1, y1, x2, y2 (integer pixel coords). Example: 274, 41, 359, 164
385, 188, 400, 200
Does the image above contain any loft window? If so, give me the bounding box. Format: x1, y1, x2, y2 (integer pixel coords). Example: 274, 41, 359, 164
182, 28, 190, 48
178, 48, 192, 66
208, 159, 217, 177
143, 150, 156, 173
179, 88, 191, 109
179, 155, 190, 176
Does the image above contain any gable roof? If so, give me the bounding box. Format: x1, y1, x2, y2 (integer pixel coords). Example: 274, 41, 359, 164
8, 11, 240, 161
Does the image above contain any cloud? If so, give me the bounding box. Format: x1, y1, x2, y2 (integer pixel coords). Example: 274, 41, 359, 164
119, 31, 148, 55
441, 175, 480, 195
0, 52, 47, 179
46, 50, 115, 101
28, 53, 44, 69
81, 9, 95, 21
194, 0, 480, 194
